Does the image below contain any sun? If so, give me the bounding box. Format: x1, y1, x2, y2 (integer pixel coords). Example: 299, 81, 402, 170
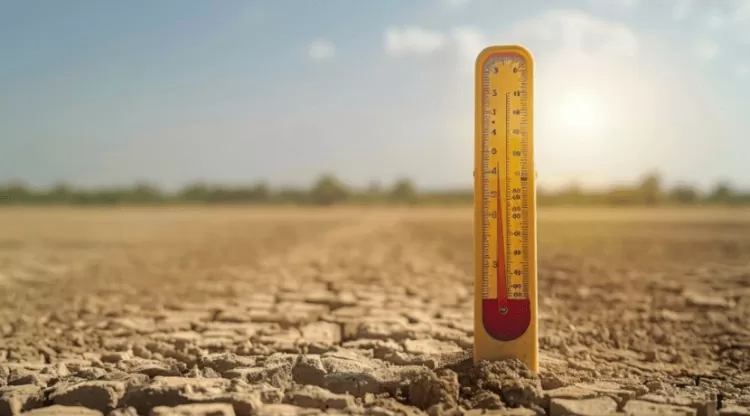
558, 91, 605, 131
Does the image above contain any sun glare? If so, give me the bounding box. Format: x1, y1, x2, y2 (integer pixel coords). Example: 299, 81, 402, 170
558, 91, 604, 131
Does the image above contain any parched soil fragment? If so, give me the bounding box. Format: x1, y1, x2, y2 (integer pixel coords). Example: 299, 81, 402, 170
20, 406, 103, 416
0, 385, 45, 416
149, 403, 236, 416
49, 381, 126, 413
408, 369, 460, 410
462, 359, 542, 410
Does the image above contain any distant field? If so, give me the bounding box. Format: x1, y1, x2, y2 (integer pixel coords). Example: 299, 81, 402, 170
537, 206, 750, 222
0, 206, 748, 414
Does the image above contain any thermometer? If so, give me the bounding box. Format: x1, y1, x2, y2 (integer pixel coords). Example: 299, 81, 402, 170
473, 45, 538, 372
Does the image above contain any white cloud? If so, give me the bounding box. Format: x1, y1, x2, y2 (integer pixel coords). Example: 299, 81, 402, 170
384, 26, 445, 57
693, 39, 719, 61
451, 27, 486, 61
308, 39, 336, 61
736, 64, 749, 79
382, 10, 638, 65
380, 10, 640, 74
507, 10, 639, 57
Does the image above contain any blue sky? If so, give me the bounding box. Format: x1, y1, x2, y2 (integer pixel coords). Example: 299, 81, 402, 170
2, 0, 750, 191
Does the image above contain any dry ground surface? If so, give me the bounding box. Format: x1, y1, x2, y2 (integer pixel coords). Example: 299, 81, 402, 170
0, 206, 749, 416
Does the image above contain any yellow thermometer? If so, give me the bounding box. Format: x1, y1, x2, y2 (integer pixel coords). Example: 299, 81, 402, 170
473, 45, 538, 372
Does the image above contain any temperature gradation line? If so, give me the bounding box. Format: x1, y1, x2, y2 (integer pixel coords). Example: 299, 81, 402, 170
473, 44, 538, 372
495, 162, 508, 315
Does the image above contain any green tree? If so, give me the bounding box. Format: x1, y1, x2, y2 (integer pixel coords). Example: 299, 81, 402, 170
2, 180, 32, 203
558, 181, 584, 205
47, 182, 74, 204
122, 182, 163, 204
669, 183, 699, 205
389, 178, 417, 204
276, 187, 308, 205
637, 172, 663, 205
248, 182, 271, 203
356, 181, 385, 204
708, 180, 733, 204
605, 186, 637, 205
309, 174, 350, 206
178, 182, 210, 203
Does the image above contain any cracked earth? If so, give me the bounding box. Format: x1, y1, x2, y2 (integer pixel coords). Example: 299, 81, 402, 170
0, 207, 749, 416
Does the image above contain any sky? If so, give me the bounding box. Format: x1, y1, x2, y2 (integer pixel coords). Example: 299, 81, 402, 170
2, 0, 750, 191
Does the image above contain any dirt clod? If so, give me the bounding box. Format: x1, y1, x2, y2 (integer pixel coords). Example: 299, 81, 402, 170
149, 403, 236, 416
549, 396, 618, 416
49, 381, 126, 413
463, 360, 541, 409
285, 385, 356, 410
0, 385, 45, 416
408, 369, 460, 410
21, 405, 104, 416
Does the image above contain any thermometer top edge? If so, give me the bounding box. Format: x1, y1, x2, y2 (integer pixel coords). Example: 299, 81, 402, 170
475, 45, 535, 74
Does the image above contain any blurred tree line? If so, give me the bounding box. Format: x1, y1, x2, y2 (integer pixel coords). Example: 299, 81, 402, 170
2, 172, 750, 206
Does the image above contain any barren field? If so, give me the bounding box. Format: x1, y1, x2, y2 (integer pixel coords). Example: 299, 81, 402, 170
0, 206, 749, 416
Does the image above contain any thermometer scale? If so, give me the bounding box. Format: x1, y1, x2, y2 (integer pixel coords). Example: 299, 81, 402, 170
473, 45, 538, 372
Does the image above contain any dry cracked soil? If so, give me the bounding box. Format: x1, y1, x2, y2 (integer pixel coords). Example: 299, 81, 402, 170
0, 206, 749, 416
